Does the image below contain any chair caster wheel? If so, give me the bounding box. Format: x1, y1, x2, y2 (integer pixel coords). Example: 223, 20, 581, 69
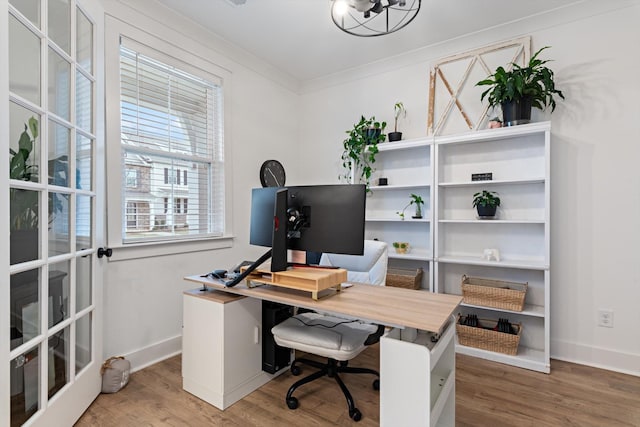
286, 396, 299, 410
372, 379, 380, 390
290, 365, 301, 376
350, 408, 362, 421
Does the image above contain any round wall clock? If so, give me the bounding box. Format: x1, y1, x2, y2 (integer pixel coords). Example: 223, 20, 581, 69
260, 159, 286, 187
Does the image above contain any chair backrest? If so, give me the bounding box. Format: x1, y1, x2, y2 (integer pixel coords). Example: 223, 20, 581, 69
319, 240, 388, 286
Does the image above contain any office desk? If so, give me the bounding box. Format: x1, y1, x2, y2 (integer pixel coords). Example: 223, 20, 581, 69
183, 275, 461, 426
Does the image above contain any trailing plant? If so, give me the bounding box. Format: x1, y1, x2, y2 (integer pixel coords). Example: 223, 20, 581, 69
472, 190, 501, 209
340, 115, 386, 191
476, 46, 565, 111
396, 193, 424, 219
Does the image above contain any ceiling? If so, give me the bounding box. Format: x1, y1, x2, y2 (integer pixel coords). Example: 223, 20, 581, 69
153, 0, 582, 82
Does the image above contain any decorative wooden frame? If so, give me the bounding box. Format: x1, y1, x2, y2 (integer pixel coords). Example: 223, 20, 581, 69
427, 37, 531, 135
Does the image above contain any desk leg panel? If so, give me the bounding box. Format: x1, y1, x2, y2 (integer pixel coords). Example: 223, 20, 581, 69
380, 324, 455, 427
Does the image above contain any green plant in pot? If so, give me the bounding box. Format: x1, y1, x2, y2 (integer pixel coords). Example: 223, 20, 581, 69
392, 241, 410, 254
388, 102, 406, 142
472, 190, 501, 219
340, 115, 386, 192
476, 46, 565, 126
10, 117, 68, 265
10, 117, 39, 232
397, 193, 424, 220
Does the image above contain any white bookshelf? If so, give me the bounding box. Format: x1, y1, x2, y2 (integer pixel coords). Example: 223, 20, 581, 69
362, 124, 551, 373
434, 122, 551, 373
364, 136, 434, 290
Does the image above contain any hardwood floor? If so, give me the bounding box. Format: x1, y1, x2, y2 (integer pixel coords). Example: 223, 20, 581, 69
76, 347, 640, 426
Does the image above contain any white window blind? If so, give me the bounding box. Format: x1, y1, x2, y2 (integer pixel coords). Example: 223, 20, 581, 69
119, 42, 224, 242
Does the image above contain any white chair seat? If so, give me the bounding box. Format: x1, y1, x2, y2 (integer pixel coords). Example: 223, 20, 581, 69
270, 240, 388, 419
272, 312, 378, 361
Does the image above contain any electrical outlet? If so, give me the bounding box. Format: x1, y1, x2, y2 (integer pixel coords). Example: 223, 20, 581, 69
597, 309, 614, 328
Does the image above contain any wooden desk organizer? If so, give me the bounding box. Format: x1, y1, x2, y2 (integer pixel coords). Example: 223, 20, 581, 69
241, 266, 347, 300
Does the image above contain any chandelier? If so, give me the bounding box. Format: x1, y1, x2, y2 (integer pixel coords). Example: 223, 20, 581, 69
330, 0, 421, 37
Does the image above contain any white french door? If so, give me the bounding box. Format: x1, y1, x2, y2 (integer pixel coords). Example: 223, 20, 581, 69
2, 0, 104, 425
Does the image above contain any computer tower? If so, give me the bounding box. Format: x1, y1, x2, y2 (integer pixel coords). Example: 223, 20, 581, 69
262, 300, 293, 374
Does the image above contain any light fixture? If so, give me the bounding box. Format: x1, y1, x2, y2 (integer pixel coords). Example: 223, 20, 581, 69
331, 0, 421, 37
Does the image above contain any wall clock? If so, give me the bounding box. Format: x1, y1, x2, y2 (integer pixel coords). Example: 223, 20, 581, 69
260, 159, 286, 187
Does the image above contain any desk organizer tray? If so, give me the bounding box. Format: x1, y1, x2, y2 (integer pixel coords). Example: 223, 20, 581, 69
242, 266, 347, 300
456, 315, 522, 355
386, 268, 423, 290
461, 275, 527, 312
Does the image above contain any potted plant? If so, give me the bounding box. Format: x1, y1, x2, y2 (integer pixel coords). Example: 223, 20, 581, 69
388, 101, 406, 142
476, 46, 565, 126
10, 117, 68, 264
472, 190, 501, 218
392, 241, 410, 254
340, 115, 386, 192
396, 193, 424, 220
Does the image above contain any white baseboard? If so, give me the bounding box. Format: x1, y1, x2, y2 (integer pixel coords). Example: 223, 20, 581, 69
551, 339, 640, 377
125, 335, 182, 373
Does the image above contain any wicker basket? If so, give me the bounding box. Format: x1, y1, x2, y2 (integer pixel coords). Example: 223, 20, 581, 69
386, 268, 423, 290
461, 275, 527, 312
456, 316, 522, 355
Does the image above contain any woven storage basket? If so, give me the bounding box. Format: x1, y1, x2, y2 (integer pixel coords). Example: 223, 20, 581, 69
461, 275, 527, 312
456, 316, 522, 355
386, 268, 423, 290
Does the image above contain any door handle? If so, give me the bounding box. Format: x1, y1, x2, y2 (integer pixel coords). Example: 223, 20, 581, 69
97, 247, 113, 258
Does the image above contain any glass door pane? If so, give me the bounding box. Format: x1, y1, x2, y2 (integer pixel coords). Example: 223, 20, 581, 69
9, 14, 41, 105
48, 48, 71, 121
76, 9, 93, 73
10, 0, 40, 28
48, 0, 71, 54
10, 346, 40, 426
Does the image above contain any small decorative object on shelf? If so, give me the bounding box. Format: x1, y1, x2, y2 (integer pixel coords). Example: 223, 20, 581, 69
340, 115, 387, 192
476, 46, 565, 126
392, 242, 410, 254
482, 248, 501, 262
388, 101, 406, 142
472, 190, 500, 218
378, 177, 388, 186
471, 172, 493, 181
397, 193, 424, 220
487, 117, 503, 129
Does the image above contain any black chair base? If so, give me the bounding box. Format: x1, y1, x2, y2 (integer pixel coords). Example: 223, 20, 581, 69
285, 357, 380, 422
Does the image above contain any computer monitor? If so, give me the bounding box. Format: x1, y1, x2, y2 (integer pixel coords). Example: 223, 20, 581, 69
226, 184, 366, 287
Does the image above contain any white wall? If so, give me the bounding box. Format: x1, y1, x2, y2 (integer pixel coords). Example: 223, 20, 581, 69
101, 0, 301, 369
298, 1, 640, 375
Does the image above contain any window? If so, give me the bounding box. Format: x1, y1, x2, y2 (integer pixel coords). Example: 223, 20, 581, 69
125, 168, 138, 188
119, 42, 224, 242
125, 201, 150, 231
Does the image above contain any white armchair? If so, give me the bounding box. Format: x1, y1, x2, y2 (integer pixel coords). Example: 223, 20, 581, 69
271, 240, 388, 422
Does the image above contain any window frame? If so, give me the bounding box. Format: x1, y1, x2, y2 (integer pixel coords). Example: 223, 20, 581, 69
104, 18, 233, 260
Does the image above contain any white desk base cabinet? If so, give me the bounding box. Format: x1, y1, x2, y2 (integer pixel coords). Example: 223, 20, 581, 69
182, 289, 283, 409
380, 319, 456, 427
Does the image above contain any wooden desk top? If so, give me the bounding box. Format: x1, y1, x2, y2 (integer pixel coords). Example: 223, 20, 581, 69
184, 275, 461, 334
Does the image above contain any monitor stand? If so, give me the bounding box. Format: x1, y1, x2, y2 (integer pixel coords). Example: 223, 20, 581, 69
224, 249, 273, 288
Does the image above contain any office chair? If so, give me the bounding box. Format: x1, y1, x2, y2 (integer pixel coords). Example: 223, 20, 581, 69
271, 240, 388, 421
